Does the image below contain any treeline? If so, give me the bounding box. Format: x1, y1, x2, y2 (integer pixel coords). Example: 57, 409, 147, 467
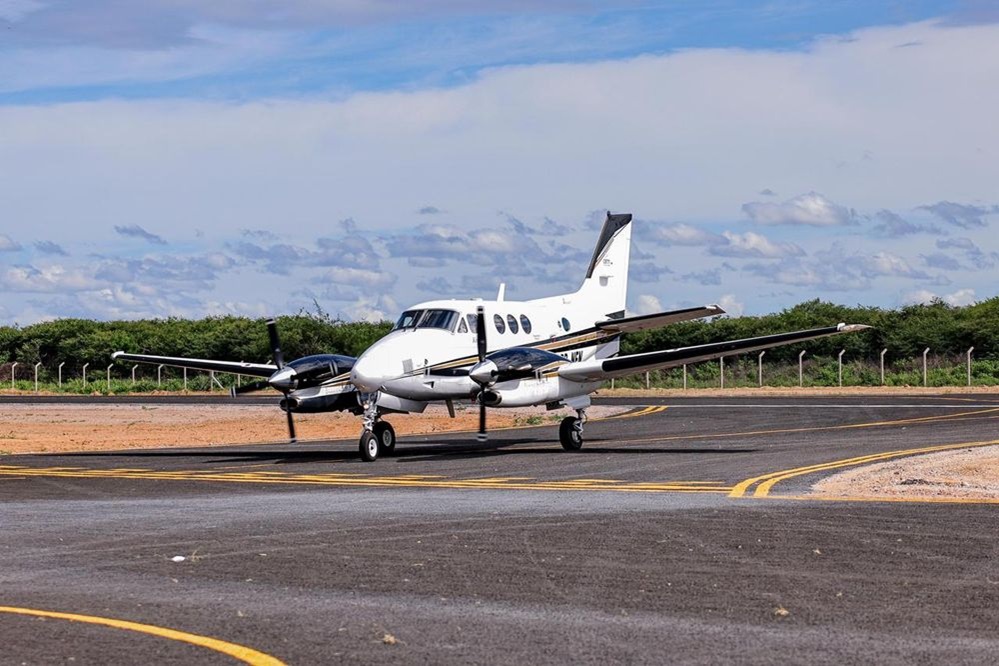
620, 298, 999, 361
0, 298, 997, 376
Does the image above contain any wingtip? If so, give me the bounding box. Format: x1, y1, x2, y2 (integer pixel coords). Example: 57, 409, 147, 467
837, 323, 873, 333
706, 303, 726, 314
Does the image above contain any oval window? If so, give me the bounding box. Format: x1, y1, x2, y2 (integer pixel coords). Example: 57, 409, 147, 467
506, 314, 519, 334
493, 314, 506, 334
561, 317, 570, 331
520, 315, 532, 334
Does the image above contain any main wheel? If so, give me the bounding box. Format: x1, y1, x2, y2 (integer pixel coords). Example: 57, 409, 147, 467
374, 421, 396, 455
559, 416, 583, 451
359, 431, 380, 462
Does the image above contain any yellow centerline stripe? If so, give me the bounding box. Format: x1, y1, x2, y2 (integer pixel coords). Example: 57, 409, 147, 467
730, 438, 999, 498
0, 606, 285, 666
0, 466, 729, 493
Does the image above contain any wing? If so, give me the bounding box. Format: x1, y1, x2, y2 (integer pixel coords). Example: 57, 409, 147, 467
558, 323, 871, 382
595, 305, 725, 333
111, 351, 277, 378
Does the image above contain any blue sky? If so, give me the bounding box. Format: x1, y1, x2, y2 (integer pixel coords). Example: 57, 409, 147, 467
1, 0, 997, 323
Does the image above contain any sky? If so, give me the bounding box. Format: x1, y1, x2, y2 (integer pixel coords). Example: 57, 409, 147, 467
1, 0, 997, 325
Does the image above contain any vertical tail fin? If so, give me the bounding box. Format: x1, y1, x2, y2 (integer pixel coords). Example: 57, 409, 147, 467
576, 212, 632, 318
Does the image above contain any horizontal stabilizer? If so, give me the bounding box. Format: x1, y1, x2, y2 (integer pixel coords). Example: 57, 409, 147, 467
111, 351, 277, 378
595, 305, 725, 333
559, 323, 872, 382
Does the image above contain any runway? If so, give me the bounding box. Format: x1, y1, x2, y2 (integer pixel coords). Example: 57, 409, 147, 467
2, 395, 998, 663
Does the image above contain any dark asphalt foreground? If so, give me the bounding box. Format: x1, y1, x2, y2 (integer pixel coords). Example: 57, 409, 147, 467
2, 395, 999, 664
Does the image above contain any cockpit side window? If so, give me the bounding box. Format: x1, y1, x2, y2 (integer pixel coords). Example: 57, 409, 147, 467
467, 313, 478, 331
457, 318, 468, 334
416, 309, 459, 331
393, 309, 423, 330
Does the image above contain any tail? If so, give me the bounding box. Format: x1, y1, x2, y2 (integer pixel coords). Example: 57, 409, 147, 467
575, 212, 632, 318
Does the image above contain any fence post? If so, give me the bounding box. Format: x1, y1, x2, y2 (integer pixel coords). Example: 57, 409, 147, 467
11, 361, 17, 389
798, 351, 806, 387
82, 363, 89, 386
210, 371, 216, 392
838, 349, 846, 387
880, 349, 887, 386
682, 364, 687, 390
237, 374, 241, 388
610, 377, 615, 389
922, 348, 930, 387
59, 362, 65, 388
157, 364, 163, 387
719, 357, 725, 389
34, 362, 41, 393
758, 351, 765, 388
183, 367, 188, 391
107, 364, 114, 391
644, 371, 650, 390
967, 347, 974, 387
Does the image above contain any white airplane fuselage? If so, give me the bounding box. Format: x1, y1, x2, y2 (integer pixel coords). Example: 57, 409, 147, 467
350, 297, 617, 405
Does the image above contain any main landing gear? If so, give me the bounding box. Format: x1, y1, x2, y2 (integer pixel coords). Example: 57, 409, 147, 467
559, 408, 587, 451
358, 394, 397, 462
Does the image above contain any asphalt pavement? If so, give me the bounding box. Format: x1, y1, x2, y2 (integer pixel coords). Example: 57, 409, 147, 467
2, 394, 998, 664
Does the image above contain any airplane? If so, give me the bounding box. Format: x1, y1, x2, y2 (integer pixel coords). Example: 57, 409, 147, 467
113, 212, 870, 461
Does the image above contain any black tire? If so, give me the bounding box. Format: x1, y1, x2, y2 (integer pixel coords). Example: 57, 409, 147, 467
559, 416, 583, 451
359, 431, 380, 462
374, 421, 396, 455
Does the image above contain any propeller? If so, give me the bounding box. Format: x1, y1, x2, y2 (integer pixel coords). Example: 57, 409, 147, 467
229, 318, 297, 442
474, 306, 488, 442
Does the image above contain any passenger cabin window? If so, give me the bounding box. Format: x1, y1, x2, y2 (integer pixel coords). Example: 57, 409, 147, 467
457, 318, 468, 334
520, 315, 532, 334
417, 309, 459, 331
393, 309, 423, 330
506, 314, 519, 334
493, 314, 506, 334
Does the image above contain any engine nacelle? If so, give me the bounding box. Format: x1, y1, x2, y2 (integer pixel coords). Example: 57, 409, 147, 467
281, 391, 358, 414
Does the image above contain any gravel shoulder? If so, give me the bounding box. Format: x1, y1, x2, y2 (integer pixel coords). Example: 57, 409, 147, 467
812, 445, 999, 501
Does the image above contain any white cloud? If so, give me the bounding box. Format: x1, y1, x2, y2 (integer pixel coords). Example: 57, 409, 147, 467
742, 192, 855, 227
710, 231, 804, 259
904, 288, 976, 307
643, 223, 721, 247
634, 294, 663, 316
717, 294, 744, 317
325, 266, 397, 290
0, 234, 22, 251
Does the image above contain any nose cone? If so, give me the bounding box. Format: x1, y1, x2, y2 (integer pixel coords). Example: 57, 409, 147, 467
268, 366, 297, 391
351, 351, 388, 393
469, 360, 498, 386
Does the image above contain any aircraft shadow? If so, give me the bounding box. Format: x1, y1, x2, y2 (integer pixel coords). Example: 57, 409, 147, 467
40, 439, 758, 466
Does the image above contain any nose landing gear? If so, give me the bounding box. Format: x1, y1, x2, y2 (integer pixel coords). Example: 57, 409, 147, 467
358, 393, 397, 462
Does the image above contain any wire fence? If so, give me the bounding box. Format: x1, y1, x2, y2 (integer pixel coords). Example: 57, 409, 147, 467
1, 347, 996, 394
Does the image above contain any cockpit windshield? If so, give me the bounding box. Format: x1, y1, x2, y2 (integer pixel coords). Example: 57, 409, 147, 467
392, 308, 460, 332
417, 309, 458, 331
393, 310, 423, 330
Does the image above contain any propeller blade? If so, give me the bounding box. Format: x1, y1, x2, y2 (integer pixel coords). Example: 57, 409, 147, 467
285, 404, 297, 443
267, 318, 285, 369
476, 305, 487, 362
230, 380, 270, 396
477, 395, 487, 442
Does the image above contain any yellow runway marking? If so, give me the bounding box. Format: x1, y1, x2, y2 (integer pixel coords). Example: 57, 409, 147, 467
0, 465, 731, 494
0, 606, 285, 665
731, 439, 999, 498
